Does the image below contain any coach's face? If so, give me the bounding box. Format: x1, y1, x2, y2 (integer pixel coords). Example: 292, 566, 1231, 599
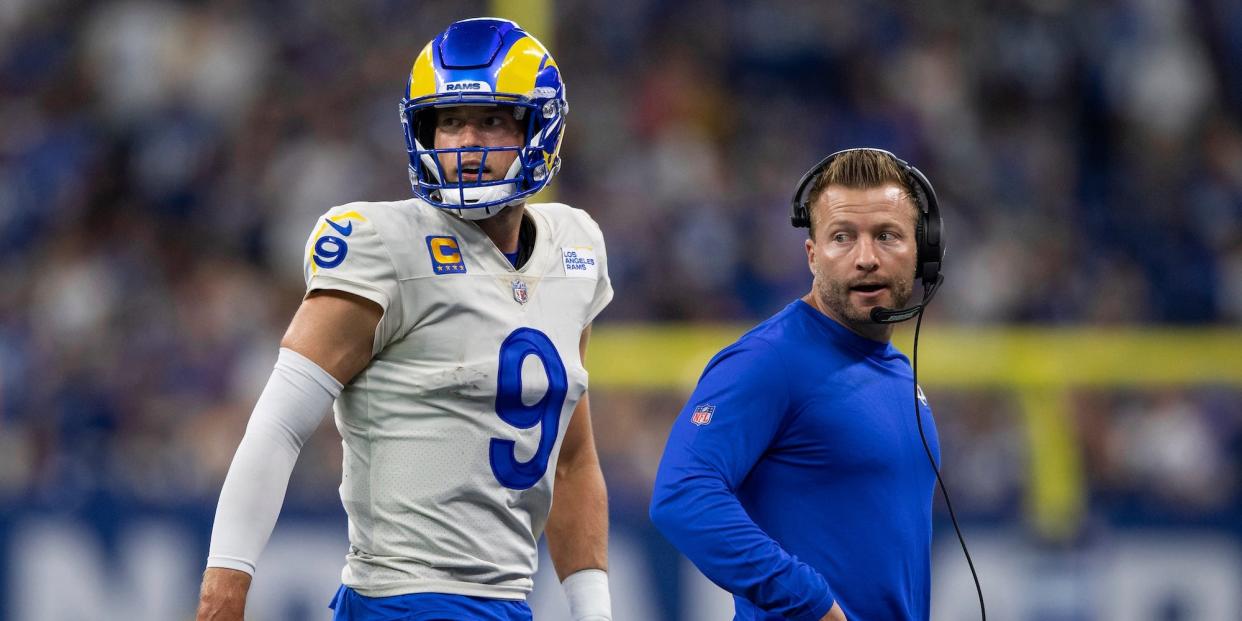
804, 183, 918, 340
434, 105, 524, 183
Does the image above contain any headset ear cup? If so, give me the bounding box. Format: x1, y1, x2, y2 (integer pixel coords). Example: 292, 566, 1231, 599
915, 212, 926, 279
792, 202, 810, 228
922, 214, 943, 286
791, 153, 836, 229
790, 193, 810, 228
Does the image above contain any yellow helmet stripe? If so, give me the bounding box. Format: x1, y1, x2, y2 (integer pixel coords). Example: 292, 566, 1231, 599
407, 42, 436, 98
495, 35, 553, 95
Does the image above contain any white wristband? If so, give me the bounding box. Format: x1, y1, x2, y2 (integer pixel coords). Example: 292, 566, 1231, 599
562, 568, 611, 621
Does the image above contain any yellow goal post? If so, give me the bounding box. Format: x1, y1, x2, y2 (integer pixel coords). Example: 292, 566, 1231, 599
586, 325, 1242, 539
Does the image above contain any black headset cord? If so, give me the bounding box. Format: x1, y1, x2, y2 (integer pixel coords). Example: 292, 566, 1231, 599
912, 309, 986, 620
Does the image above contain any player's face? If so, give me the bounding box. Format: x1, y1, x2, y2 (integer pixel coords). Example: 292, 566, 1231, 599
433, 105, 525, 183
805, 183, 918, 334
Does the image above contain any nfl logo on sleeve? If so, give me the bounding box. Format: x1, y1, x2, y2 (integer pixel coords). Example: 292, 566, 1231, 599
691, 404, 715, 426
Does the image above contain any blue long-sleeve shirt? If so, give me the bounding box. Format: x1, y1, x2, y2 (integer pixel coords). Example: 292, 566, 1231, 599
650, 300, 939, 621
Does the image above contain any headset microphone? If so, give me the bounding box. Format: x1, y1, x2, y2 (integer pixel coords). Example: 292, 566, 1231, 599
870, 274, 944, 324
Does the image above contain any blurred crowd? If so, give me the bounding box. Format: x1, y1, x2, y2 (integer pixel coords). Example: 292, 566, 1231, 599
1, 0, 1240, 532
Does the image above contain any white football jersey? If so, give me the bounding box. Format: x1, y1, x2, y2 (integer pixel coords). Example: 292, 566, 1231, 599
301, 198, 612, 599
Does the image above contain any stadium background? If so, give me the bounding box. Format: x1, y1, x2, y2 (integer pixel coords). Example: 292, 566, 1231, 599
2, 0, 1241, 618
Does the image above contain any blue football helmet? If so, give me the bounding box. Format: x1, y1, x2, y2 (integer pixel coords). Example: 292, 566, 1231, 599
400, 18, 568, 219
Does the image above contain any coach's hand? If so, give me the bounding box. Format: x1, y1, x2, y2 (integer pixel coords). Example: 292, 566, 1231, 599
196, 567, 251, 620
820, 601, 848, 621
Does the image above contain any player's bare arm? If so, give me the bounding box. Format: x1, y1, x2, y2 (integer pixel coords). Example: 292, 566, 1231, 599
546, 390, 608, 574
280, 290, 383, 383
544, 325, 611, 617
546, 325, 608, 577
195, 567, 250, 621
195, 290, 381, 620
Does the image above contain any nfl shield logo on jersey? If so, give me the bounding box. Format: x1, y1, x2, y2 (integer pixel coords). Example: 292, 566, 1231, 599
511, 279, 528, 305
691, 404, 715, 426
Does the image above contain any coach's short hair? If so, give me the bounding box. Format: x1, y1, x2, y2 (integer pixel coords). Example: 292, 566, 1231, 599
806, 150, 918, 238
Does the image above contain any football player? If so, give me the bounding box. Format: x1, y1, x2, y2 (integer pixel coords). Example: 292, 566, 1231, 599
196, 18, 613, 621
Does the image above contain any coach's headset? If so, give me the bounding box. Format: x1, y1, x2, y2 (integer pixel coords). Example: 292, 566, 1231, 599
791, 147, 944, 324
790, 148, 987, 620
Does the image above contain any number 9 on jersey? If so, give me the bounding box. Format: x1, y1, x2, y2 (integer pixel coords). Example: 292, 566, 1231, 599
490, 328, 568, 490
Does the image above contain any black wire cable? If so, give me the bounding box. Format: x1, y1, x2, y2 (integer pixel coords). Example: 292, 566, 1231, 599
912, 309, 986, 620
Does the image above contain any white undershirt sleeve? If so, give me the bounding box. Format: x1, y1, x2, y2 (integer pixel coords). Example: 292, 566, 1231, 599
205, 347, 342, 575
